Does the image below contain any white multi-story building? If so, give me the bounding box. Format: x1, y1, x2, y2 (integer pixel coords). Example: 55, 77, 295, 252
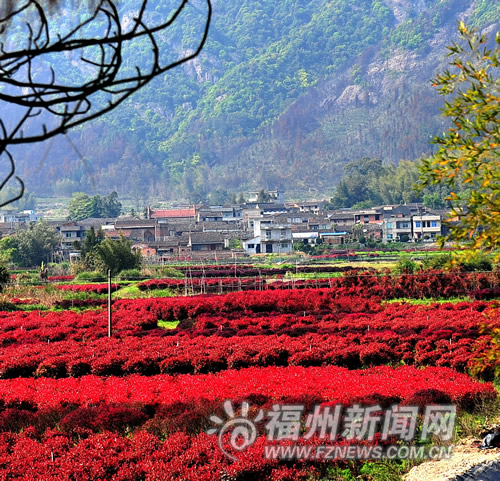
243, 218, 292, 254
412, 214, 441, 240
0, 210, 42, 224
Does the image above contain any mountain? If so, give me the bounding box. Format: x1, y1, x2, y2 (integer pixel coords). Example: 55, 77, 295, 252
11, 0, 499, 202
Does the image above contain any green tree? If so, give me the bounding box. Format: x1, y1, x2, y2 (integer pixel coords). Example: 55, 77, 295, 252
93, 236, 142, 275
256, 189, 271, 203
68, 192, 122, 220
0, 187, 36, 211
330, 157, 383, 208
0, 264, 10, 291
417, 23, 499, 256
228, 238, 242, 249
100, 192, 122, 218
73, 227, 104, 256
209, 189, 230, 205
422, 192, 446, 209
0, 237, 20, 264
68, 193, 100, 221
15, 221, 61, 267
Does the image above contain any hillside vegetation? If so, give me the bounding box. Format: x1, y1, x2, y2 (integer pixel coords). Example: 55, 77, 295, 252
11, 0, 499, 202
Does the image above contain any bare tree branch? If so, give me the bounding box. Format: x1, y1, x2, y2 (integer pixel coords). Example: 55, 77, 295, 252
0, 0, 212, 206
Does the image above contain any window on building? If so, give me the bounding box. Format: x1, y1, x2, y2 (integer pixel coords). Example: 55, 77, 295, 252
415, 221, 421, 228
386, 222, 393, 229
375, 214, 380, 220
431, 221, 438, 228
247, 244, 254, 249
281, 243, 288, 249
387, 234, 393, 239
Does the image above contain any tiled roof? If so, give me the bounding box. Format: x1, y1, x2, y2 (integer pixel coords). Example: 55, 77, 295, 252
114, 219, 157, 228
151, 208, 195, 218
189, 232, 226, 244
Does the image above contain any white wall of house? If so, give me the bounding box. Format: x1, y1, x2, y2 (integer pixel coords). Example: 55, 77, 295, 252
243, 236, 261, 254
412, 215, 441, 239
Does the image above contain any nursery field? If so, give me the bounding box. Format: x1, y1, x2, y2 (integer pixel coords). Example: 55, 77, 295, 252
0, 268, 498, 480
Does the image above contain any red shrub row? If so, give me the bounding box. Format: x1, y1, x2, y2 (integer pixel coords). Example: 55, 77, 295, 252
54, 299, 107, 309
126, 288, 354, 323
171, 264, 366, 278
0, 292, 496, 348
0, 366, 493, 410
185, 300, 493, 335
0, 430, 369, 481
0, 303, 159, 346
0, 319, 493, 379
0, 362, 492, 479
47, 276, 75, 282
138, 277, 350, 292
138, 277, 265, 292
117, 279, 499, 325
332, 270, 500, 299
55, 283, 121, 294
9, 298, 40, 305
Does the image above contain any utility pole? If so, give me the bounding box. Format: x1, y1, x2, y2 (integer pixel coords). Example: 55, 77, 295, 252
107, 269, 112, 337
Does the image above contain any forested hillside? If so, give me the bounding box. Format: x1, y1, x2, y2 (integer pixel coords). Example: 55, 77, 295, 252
11, 0, 499, 202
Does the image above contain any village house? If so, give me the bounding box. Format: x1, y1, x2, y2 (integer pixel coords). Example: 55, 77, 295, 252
285, 201, 326, 214
292, 231, 320, 246
319, 231, 348, 245
148, 206, 197, 222
0, 210, 42, 224
188, 232, 225, 252
328, 211, 355, 228
57, 223, 86, 252
382, 217, 412, 242
197, 205, 243, 222
247, 189, 285, 204
243, 218, 292, 255
379, 206, 413, 242
353, 209, 383, 225
412, 214, 442, 240
113, 218, 162, 243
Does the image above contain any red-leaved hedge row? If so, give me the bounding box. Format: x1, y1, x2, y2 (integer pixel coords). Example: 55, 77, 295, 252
0, 365, 493, 410
55, 283, 121, 294
47, 276, 75, 282
0, 364, 493, 480
171, 264, 366, 278
0, 329, 491, 379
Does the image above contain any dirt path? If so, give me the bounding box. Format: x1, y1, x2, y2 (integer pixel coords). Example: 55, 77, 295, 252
404, 440, 500, 481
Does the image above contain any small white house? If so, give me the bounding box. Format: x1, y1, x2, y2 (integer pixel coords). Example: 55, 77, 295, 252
412, 215, 441, 240
0, 210, 42, 223
243, 218, 292, 255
